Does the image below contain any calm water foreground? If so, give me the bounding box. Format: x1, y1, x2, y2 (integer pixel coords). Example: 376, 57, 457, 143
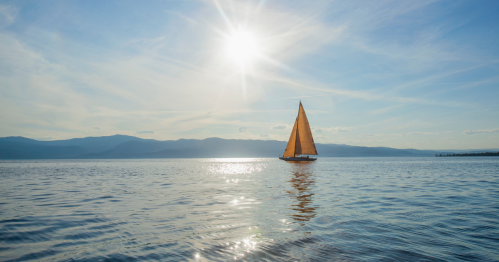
0, 158, 498, 261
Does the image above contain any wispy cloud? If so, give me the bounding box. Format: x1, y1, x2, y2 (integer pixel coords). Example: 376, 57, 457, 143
271, 124, 287, 129
0, 0, 497, 150
360, 134, 382, 137
463, 129, 499, 135
370, 105, 402, 115
136, 131, 154, 135
270, 73, 474, 108
361, 131, 441, 137
390, 62, 499, 91
173, 113, 213, 124
32, 136, 58, 141
164, 10, 197, 24
0, 4, 17, 26
395, 132, 439, 136
334, 127, 353, 133
313, 126, 354, 133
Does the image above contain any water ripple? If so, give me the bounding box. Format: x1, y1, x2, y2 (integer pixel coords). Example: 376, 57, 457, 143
0, 158, 498, 261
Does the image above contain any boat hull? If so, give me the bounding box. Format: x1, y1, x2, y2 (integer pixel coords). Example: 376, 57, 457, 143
279, 157, 317, 161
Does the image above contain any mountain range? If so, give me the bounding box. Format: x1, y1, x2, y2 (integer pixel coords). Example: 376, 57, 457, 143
0, 135, 496, 159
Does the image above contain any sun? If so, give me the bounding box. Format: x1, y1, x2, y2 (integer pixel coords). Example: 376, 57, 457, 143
226, 27, 261, 65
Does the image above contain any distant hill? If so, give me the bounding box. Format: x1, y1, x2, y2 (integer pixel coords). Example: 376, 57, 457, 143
0, 140, 87, 159
0, 135, 496, 159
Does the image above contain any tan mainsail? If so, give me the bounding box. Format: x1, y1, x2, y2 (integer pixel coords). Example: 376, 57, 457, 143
283, 119, 298, 157
283, 102, 318, 157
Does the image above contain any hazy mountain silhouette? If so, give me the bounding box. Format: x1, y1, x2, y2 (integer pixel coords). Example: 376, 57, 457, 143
0, 140, 87, 159
0, 135, 147, 153
0, 135, 496, 159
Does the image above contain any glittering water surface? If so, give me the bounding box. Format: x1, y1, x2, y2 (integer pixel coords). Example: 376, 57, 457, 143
0, 158, 498, 261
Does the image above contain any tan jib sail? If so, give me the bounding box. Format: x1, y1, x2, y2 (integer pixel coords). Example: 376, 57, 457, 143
283, 102, 318, 157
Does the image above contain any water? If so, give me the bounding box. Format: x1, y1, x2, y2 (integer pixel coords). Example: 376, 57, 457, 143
0, 157, 498, 261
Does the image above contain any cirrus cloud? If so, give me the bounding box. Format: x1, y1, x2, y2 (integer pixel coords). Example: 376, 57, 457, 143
271, 124, 287, 130
463, 129, 499, 135
136, 131, 154, 134
313, 127, 354, 133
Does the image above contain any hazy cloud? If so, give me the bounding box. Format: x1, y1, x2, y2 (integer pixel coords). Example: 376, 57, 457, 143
361, 132, 439, 137
312, 126, 353, 133
0, 1, 497, 150
0, 5, 17, 26
396, 132, 436, 136
136, 131, 154, 134
334, 127, 353, 133
463, 129, 499, 135
164, 10, 197, 24
370, 105, 402, 115
174, 112, 212, 124
260, 133, 269, 137
32, 136, 57, 141
271, 124, 287, 130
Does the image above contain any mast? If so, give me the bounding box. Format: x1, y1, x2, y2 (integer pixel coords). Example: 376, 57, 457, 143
294, 102, 300, 157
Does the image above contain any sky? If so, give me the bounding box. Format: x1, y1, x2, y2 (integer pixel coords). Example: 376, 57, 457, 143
0, 0, 498, 150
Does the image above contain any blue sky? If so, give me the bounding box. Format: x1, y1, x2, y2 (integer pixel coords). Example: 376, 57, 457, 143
0, 0, 498, 149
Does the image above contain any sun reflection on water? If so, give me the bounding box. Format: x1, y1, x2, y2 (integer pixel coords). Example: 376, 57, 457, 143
226, 227, 262, 260
199, 158, 317, 259
207, 162, 263, 175
203, 158, 266, 163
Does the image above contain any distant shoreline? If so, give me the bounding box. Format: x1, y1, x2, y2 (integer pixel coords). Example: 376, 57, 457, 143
2, 135, 499, 159
436, 152, 499, 157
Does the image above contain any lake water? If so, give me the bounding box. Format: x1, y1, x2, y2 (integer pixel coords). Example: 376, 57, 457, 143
0, 157, 498, 261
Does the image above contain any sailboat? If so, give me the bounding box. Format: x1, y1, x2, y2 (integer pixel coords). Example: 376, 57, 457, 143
279, 101, 318, 161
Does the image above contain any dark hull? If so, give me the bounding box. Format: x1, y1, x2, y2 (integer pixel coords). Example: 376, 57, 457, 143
279, 157, 317, 161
